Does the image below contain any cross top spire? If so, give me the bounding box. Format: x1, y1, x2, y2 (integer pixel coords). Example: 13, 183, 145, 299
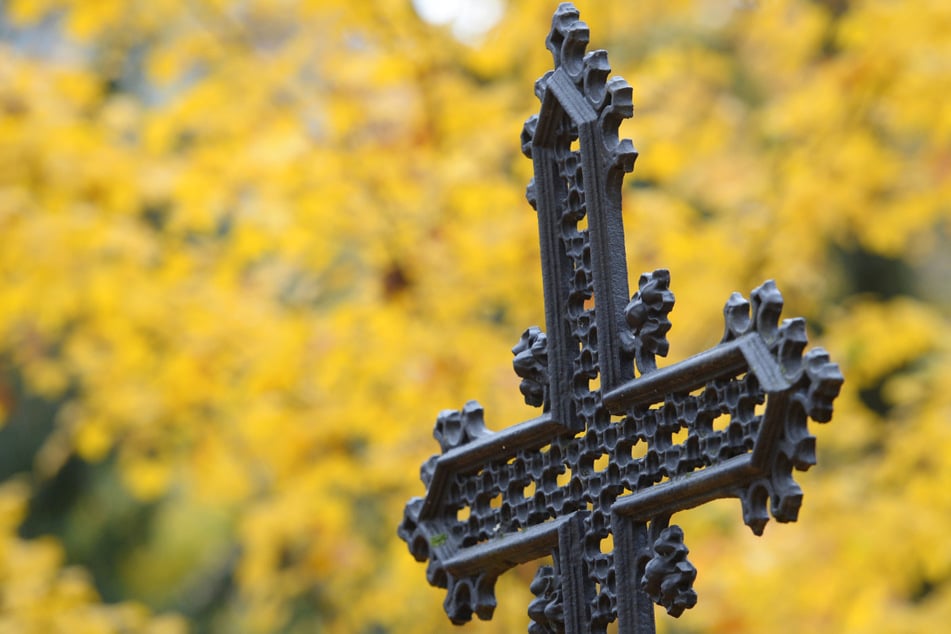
399, 5, 843, 633
523, 2, 637, 430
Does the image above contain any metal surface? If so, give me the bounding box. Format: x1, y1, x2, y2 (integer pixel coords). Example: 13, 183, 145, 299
398, 4, 844, 632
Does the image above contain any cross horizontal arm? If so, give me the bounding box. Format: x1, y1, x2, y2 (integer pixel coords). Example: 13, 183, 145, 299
611, 453, 758, 521
603, 333, 789, 412
445, 515, 574, 578
419, 410, 564, 521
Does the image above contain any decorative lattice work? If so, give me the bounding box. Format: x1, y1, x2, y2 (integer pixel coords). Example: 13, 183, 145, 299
398, 4, 843, 634
432, 296, 784, 631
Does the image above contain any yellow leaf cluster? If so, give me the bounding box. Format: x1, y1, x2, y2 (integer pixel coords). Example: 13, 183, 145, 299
0, 0, 948, 632
0, 480, 187, 633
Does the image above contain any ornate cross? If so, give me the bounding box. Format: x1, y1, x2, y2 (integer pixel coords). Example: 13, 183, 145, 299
399, 5, 843, 633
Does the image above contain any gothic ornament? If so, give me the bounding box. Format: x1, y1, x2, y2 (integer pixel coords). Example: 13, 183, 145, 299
398, 4, 843, 633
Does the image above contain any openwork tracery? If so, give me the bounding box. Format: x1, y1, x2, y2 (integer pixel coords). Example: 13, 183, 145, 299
399, 5, 843, 633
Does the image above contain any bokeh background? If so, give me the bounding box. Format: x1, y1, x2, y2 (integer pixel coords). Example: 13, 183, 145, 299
1, 0, 950, 632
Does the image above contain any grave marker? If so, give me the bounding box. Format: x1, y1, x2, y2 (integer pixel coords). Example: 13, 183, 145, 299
399, 5, 843, 632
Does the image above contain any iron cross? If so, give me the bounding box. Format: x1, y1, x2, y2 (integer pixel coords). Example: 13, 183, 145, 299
399, 4, 843, 633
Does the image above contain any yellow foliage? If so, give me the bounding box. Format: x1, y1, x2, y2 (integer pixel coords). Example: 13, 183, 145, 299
0, 480, 188, 633
0, 0, 948, 632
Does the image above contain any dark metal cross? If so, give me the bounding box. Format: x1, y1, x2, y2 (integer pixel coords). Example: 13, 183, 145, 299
399, 4, 843, 633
